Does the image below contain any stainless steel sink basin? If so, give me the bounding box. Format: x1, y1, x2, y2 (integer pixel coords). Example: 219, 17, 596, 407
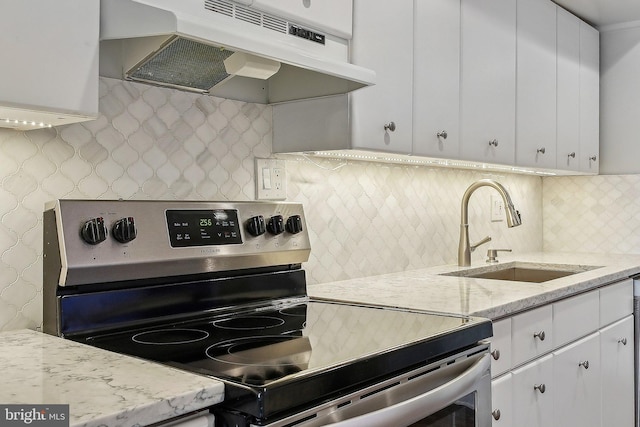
441, 262, 602, 283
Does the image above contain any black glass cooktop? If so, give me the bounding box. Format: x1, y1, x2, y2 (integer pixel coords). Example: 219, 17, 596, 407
81, 299, 491, 420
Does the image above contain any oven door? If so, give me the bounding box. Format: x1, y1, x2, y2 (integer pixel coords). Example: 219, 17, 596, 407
310, 353, 491, 427
262, 345, 491, 427
324, 352, 491, 427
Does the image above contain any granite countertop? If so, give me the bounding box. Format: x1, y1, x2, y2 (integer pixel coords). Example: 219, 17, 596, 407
308, 252, 640, 320
0, 329, 224, 427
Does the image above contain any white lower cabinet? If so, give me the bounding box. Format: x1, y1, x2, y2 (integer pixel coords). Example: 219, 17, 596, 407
552, 332, 601, 427
490, 279, 634, 427
491, 373, 512, 426
512, 354, 554, 427
600, 316, 634, 427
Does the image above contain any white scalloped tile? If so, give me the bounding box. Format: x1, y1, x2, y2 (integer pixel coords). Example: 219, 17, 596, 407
543, 175, 640, 254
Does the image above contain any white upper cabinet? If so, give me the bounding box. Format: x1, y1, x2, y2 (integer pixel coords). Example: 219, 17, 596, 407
251, 0, 353, 38
0, 0, 99, 130
412, 0, 460, 158
556, 8, 581, 171
272, 0, 599, 175
460, 0, 516, 165
349, 0, 414, 154
516, 0, 557, 168
579, 22, 600, 174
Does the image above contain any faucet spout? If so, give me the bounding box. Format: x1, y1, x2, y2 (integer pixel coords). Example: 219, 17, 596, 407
458, 179, 521, 267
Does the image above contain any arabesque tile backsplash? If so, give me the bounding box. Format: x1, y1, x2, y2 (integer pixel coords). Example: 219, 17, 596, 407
0, 76, 576, 332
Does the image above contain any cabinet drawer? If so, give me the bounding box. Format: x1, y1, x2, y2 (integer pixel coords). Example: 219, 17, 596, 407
553, 290, 599, 348
491, 318, 512, 377
600, 279, 633, 327
512, 305, 553, 366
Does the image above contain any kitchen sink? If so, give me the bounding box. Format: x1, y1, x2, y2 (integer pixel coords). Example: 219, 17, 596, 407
441, 262, 602, 283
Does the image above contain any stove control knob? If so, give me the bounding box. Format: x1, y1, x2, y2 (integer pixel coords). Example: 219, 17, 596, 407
285, 215, 303, 234
246, 215, 266, 236
267, 215, 285, 235
81, 217, 108, 245
112, 217, 137, 243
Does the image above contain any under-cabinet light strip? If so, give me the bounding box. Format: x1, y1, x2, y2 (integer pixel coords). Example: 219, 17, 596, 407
307, 151, 558, 176
2, 118, 53, 128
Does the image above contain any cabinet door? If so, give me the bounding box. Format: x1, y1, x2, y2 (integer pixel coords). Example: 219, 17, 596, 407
512, 354, 554, 427
556, 8, 581, 171
600, 316, 634, 427
515, 0, 557, 168
491, 373, 512, 427
460, 0, 516, 164
251, 0, 353, 38
579, 22, 600, 173
553, 332, 601, 427
412, 0, 460, 158
350, 0, 413, 153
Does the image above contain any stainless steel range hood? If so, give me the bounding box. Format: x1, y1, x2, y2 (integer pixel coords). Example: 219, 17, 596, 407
99, 0, 375, 104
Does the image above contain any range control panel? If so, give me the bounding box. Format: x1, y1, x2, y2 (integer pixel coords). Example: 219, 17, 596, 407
46, 200, 311, 286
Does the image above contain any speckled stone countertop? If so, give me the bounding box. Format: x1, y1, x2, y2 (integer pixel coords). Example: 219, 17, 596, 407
0, 329, 224, 427
308, 252, 640, 320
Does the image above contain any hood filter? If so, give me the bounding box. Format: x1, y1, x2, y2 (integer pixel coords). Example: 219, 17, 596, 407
127, 37, 234, 92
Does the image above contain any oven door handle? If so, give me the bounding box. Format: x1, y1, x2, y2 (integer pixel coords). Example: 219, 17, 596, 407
328, 353, 491, 427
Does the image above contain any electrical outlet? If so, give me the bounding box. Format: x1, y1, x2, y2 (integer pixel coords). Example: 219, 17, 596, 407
255, 158, 287, 200
491, 195, 504, 222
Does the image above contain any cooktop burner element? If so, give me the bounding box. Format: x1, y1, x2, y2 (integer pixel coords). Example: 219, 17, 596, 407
132, 329, 210, 345
212, 316, 285, 330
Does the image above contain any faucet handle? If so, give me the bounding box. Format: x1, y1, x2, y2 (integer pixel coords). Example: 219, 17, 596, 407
470, 236, 492, 252
486, 249, 512, 263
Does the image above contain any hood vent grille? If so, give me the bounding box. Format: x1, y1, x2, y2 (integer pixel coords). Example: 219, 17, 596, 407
204, 0, 288, 35
128, 37, 234, 92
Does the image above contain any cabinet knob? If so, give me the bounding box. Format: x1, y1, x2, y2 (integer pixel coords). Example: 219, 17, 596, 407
533, 331, 546, 341
534, 384, 546, 394
437, 130, 448, 139
491, 349, 500, 360
492, 409, 501, 421
568, 152, 576, 159
618, 338, 628, 345
578, 360, 590, 369
589, 155, 597, 161
383, 122, 396, 132
489, 139, 499, 147
537, 147, 546, 154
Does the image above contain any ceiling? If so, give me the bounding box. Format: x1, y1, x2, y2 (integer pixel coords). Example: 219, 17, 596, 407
553, 0, 640, 28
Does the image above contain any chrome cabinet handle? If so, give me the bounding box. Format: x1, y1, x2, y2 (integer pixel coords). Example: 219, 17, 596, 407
589, 155, 597, 161
437, 130, 448, 139
619, 338, 628, 345
489, 139, 499, 147
384, 122, 396, 132
537, 147, 546, 154
568, 152, 576, 159
579, 360, 590, 369
492, 409, 501, 420
491, 349, 500, 360
534, 384, 546, 393
533, 331, 546, 341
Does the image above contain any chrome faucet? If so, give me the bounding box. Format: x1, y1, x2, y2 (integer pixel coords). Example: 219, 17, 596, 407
458, 179, 522, 267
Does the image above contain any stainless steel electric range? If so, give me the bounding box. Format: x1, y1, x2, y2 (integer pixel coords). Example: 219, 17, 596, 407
43, 200, 492, 427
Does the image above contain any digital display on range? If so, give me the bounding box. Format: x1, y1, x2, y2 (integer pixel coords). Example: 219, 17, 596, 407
166, 209, 242, 247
